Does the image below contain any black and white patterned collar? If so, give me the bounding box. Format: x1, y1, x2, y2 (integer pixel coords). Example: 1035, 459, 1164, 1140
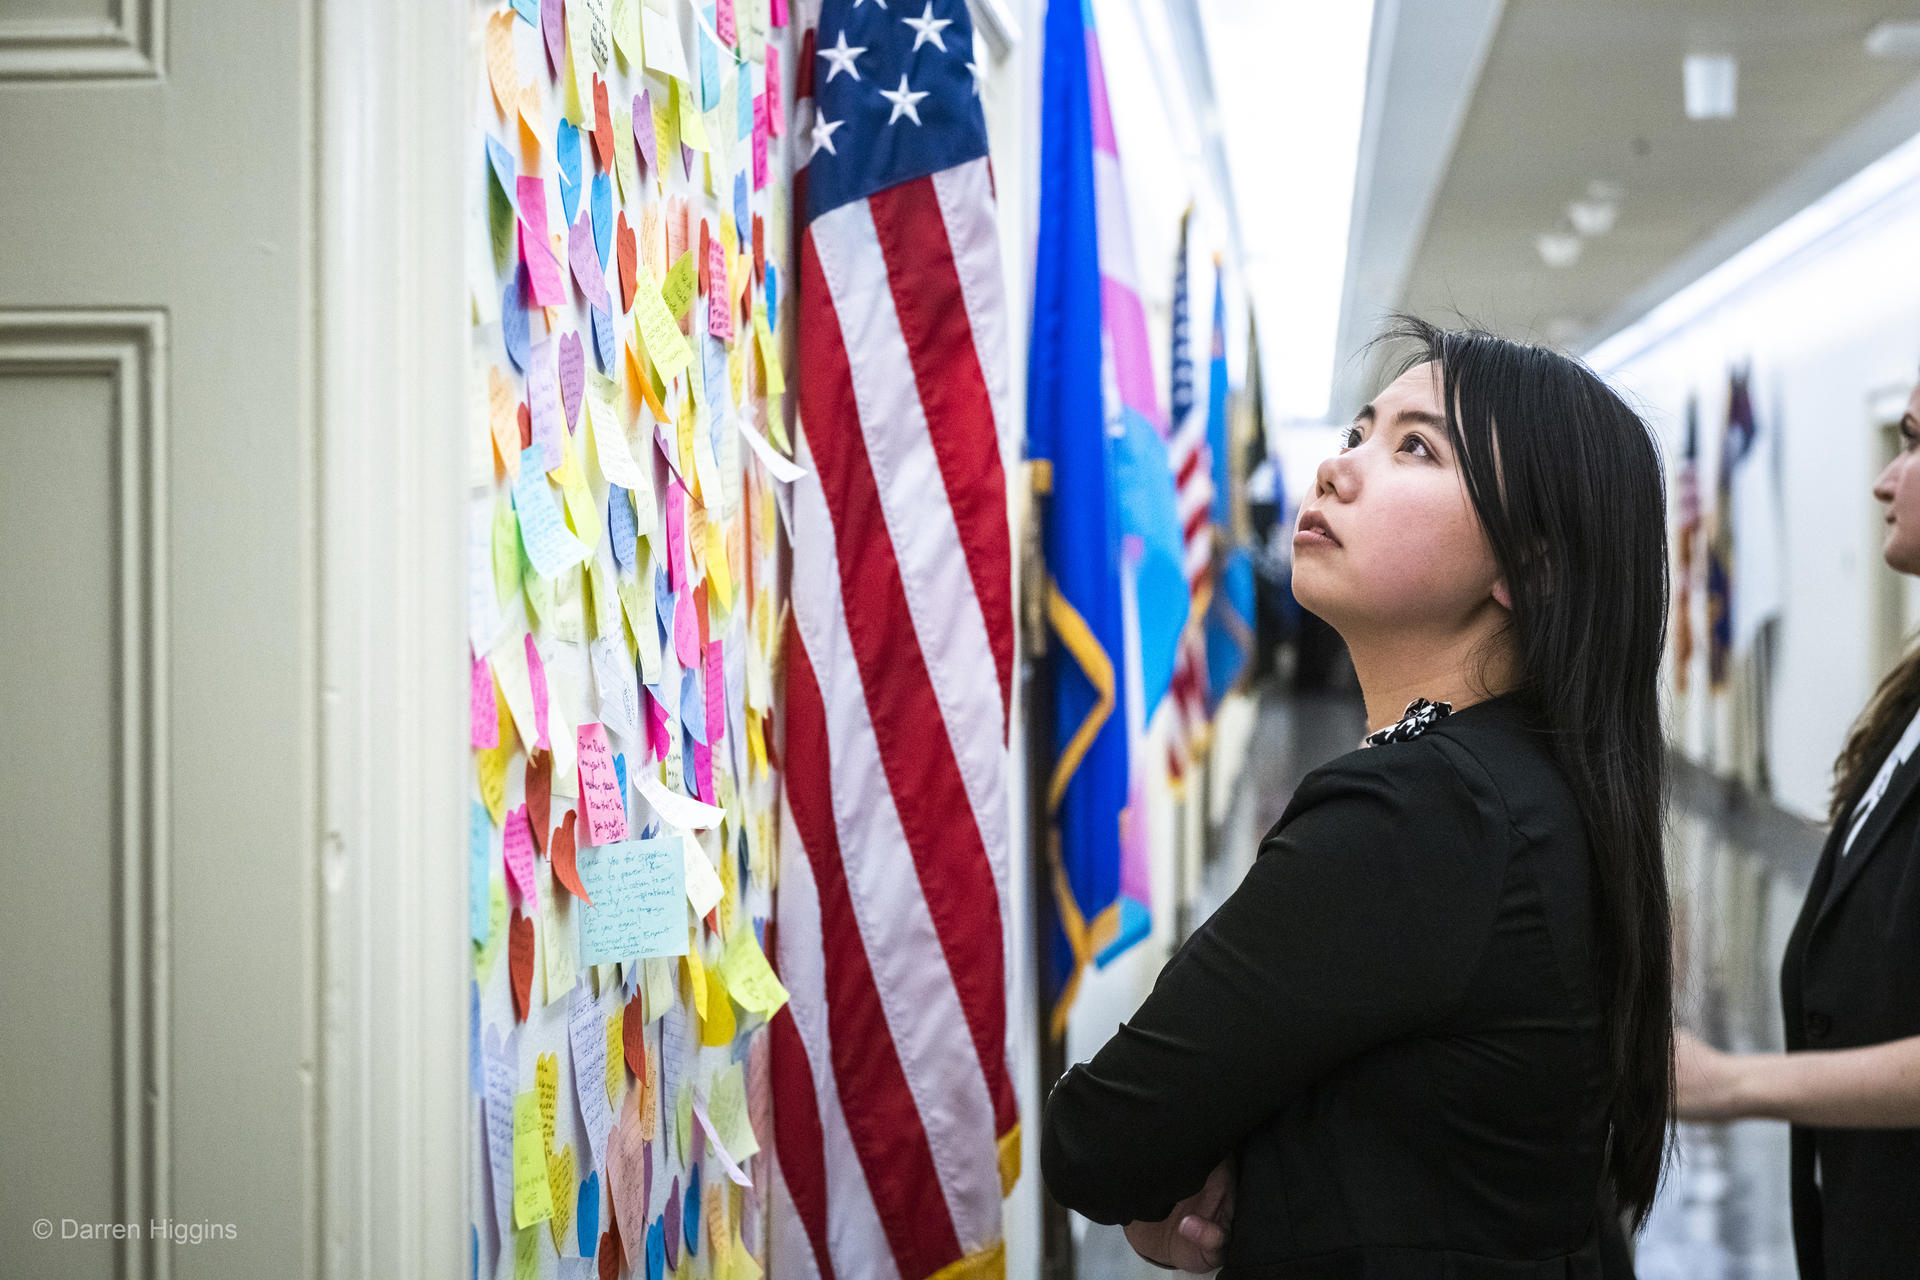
1362, 698, 1453, 748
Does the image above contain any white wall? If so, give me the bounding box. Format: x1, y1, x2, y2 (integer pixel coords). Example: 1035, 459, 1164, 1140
1592, 135, 1920, 821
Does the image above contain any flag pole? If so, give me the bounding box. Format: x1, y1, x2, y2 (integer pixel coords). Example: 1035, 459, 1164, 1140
1021, 463, 1076, 1280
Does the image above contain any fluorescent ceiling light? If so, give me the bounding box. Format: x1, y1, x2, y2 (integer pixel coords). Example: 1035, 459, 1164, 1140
1536, 230, 1582, 267
1684, 53, 1737, 119
1866, 21, 1920, 59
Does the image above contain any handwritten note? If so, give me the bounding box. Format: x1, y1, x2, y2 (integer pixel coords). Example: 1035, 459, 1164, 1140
527, 340, 565, 471
512, 445, 590, 578
517, 179, 567, 307
662, 249, 697, 319
588, 379, 647, 489
637, 769, 725, 830
709, 1062, 760, 1161
715, 924, 789, 1016
484, 1026, 517, 1234
569, 210, 611, 309
503, 803, 538, 908
568, 984, 614, 1167
683, 832, 725, 917
511, 1090, 555, 1228
632, 272, 693, 380
590, 634, 641, 741
577, 722, 629, 845
642, 6, 691, 82
577, 838, 689, 964
706, 233, 734, 340
692, 1095, 750, 1187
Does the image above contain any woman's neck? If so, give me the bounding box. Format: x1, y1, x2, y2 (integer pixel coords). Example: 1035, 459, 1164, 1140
1345, 625, 1518, 737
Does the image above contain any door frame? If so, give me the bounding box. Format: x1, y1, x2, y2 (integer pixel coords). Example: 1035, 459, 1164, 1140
312, 0, 470, 1272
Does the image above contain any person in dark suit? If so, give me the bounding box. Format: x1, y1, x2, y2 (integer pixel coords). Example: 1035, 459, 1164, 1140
1676, 376, 1920, 1280
1041, 319, 1673, 1277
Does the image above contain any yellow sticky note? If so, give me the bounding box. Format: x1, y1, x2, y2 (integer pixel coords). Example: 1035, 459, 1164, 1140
633, 276, 694, 380
547, 1143, 577, 1254
704, 518, 732, 615
475, 875, 508, 984
512, 1091, 556, 1228
477, 742, 509, 825
587, 555, 623, 641
542, 885, 577, 1005
715, 925, 790, 1017
552, 438, 602, 553
675, 1082, 694, 1169
611, 0, 642, 64
662, 250, 697, 319
653, 91, 677, 173
683, 941, 709, 1020
485, 10, 518, 112
492, 496, 524, 613
732, 1226, 763, 1280
707, 1186, 731, 1273
700, 970, 736, 1045
514, 1225, 538, 1280
708, 1063, 760, 1159
613, 101, 640, 206
639, 1031, 660, 1140
753, 304, 785, 396
536, 1051, 560, 1151
605, 1007, 625, 1109
678, 83, 711, 152
644, 955, 674, 1023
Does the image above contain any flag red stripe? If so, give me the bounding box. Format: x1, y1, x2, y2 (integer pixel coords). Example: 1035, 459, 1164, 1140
798, 228, 1018, 1140
769, 1004, 838, 1280
783, 631, 965, 1276
866, 177, 1016, 735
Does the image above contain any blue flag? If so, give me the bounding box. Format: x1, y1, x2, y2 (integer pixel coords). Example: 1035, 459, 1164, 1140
1027, 0, 1131, 1038
1202, 273, 1252, 699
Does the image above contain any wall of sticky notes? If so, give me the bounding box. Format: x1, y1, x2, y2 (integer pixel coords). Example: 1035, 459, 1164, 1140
466, 1, 796, 1276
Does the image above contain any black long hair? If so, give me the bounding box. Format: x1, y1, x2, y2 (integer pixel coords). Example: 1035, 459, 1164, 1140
1377, 316, 1674, 1227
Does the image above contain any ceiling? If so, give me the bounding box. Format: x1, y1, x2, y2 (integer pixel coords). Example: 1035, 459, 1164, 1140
1330, 0, 1920, 416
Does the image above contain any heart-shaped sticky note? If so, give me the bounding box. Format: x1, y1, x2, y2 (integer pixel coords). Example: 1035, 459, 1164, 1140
557, 331, 586, 432
541, 0, 564, 73
623, 988, 647, 1079
546, 1143, 576, 1253
516, 400, 532, 450
485, 10, 517, 113
683, 1164, 701, 1256
525, 753, 552, 854
598, 1229, 620, 1280
662, 1186, 679, 1271
552, 810, 593, 903
647, 1216, 667, 1280
617, 213, 638, 314
633, 91, 656, 175
593, 75, 614, 171
509, 909, 534, 1022
578, 1170, 600, 1258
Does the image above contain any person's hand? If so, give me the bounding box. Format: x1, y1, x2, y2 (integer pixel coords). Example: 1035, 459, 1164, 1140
1122, 1157, 1235, 1272
1675, 1028, 1746, 1121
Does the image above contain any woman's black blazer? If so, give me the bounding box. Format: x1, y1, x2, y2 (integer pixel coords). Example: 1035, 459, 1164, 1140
1779, 702, 1920, 1280
1040, 694, 1619, 1278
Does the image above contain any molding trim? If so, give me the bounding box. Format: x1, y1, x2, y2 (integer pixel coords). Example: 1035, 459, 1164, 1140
0, 0, 164, 80
0, 309, 170, 1279
312, 0, 469, 1274
1669, 753, 1826, 894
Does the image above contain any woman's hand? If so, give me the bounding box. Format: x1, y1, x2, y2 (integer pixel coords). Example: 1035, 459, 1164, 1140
1675, 1028, 1747, 1121
1122, 1158, 1235, 1272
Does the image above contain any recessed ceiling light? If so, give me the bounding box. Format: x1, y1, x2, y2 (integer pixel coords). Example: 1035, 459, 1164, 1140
1536, 231, 1582, 268
1866, 22, 1920, 58
1683, 53, 1737, 119
1568, 198, 1617, 236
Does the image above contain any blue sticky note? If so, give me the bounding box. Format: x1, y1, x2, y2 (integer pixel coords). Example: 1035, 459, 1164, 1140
469, 981, 483, 1094
592, 171, 613, 268
510, 0, 538, 22
485, 135, 515, 194
577, 1171, 600, 1256
654, 570, 674, 634
613, 753, 628, 817
679, 666, 706, 743
591, 305, 615, 372
684, 1164, 701, 1256
732, 172, 749, 243
470, 1225, 478, 1280
608, 486, 637, 573
765, 261, 777, 317
470, 801, 493, 943
503, 266, 530, 372
646, 1217, 667, 1280
557, 120, 583, 225
576, 838, 690, 964
698, 12, 721, 109
737, 67, 753, 141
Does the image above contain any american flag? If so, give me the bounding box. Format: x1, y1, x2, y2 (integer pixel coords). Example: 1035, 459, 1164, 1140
1673, 396, 1700, 691
768, 0, 1020, 1276
1166, 210, 1214, 780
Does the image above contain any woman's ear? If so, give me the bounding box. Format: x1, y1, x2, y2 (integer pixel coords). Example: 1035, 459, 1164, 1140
1492, 578, 1512, 611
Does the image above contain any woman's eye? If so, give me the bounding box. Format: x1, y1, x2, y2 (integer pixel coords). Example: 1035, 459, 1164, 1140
1338, 426, 1361, 450
1904, 426, 1919, 452
1400, 434, 1433, 458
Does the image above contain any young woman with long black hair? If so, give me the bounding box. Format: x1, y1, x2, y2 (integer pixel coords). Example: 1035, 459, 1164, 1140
1041, 319, 1674, 1276
1676, 375, 1920, 1280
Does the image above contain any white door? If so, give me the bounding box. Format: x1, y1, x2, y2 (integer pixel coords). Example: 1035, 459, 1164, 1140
0, 3, 469, 1276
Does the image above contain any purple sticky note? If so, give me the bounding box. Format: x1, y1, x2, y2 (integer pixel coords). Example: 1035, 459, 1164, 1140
542, 0, 565, 74
569, 212, 611, 310
751, 94, 769, 190
633, 92, 657, 175
529, 338, 565, 470
503, 266, 531, 372
557, 330, 585, 431
591, 305, 615, 372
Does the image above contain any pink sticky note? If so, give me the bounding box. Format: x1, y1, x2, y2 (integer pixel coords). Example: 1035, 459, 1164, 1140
751, 95, 769, 191
766, 51, 782, 137
517, 177, 567, 306
770, 0, 787, 27
526, 633, 551, 750
663, 482, 688, 592
673, 590, 699, 668
647, 689, 671, 763
692, 742, 714, 804
704, 639, 724, 747
706, 235, 734, 341
715, 0, 737, 45
568, 211, 610, 309
472, 652, 499, 749
576, 723, 629, 845
504, 803, 538, 907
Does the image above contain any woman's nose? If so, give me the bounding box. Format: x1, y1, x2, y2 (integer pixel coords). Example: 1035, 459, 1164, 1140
1315, 450, 1352, 500
1874, 456, 1900, 504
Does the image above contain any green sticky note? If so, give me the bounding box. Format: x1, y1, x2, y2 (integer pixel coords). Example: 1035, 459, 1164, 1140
662, 250, 697, 320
